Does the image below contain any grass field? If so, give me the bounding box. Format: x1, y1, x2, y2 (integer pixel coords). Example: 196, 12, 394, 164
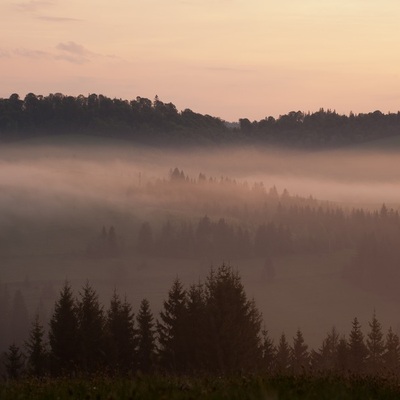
1, 375, 400, 400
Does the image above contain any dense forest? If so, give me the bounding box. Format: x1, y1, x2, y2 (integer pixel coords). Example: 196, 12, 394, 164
1, 93, 400, 147
1, 265, 399, 381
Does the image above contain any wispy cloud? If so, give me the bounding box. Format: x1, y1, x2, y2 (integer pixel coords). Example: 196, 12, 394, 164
2, 41, 118, 64
55, 41, 95, 64
15, 0, 54, 12
36, 15, 81, 22
15, 0, 80, 23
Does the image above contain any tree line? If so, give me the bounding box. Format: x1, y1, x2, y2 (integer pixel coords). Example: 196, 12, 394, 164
2, 265, 400, 380
1, 93, 400, 147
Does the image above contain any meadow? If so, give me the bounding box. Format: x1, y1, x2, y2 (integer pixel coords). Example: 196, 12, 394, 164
1, 375, 400, 400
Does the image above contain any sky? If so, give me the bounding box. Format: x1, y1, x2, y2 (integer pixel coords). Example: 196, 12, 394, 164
1, 0, 400, 121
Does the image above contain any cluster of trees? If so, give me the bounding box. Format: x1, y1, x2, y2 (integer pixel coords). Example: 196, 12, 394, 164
0, 93, 227, 144
239, 108, 400, 147
2, 265, 400, 380
1, 93, 400, 147
136, 217, 292, 259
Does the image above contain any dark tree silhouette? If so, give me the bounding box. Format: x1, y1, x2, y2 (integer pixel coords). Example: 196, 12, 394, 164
4, 343, 24, 380
76, 282, 105, 373
25, 315, 47, 377
49, 281, 79, 375
136, 298, 156, 374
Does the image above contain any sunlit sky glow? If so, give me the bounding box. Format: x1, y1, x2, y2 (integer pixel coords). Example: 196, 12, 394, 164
2, 0, 400, 121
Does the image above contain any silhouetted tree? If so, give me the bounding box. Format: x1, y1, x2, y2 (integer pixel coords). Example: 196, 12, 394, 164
276, 333, 291, 374
4, 344, 24, 380
157, 278, 188, 372
383, 327, 400, 375
136, 298, 156, 374
25, 315, 47, 377
49, 281, 79, 375
291, 329, 309, 375
76, 282, 105, 373
366, 312, 385, 375
348, 317, 367, 374
261, 329, 276, 373
106, 290, 136, 373
204, 265, 262, 374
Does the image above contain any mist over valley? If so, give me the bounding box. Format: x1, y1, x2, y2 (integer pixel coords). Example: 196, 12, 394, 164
1, 134, 400, 353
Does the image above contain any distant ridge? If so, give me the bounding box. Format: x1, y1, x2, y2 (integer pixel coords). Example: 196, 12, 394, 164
1, 93, 399, 148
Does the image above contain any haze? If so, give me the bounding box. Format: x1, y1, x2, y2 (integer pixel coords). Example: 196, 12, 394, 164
1, 138, 400, 349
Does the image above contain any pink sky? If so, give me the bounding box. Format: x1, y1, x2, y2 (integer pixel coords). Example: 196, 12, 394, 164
2, 0, 400, 121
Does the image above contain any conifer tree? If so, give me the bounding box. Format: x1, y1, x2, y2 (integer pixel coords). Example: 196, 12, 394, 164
106, 291, 136, 374
290, 329, 309, 375
204, 265, 262, 374
261, 329, 276, 373
136, 298, 155, 373
157, 278, 188, 372
25, 315, 47, 377
276, 333, 290, 374
311, 327, 339, 373
366, 312, 384, 375
383, 327, 400, 375
49, 281, 79, 375
77, 282, 105, 373
348, 317, 367, 374
336, 335, 349, 375
4, 343, 24, 380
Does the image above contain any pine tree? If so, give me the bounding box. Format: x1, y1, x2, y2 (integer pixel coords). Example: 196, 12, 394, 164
4, 343, 24, 380
276, 333, 290, 374
106, 290, 136, 374
348, 317, 367, 374
366, 312, 384, 375
186, 283, 207, 372
383, 327, 400, 375
204, 265, 262, 374
311, 327, 339, 373
10, 289, 29, 346
136, 298, 155, 373
290, 329, 309, 375
157, 278, 188, 372
76, 282, 105, 373
261, 329, 276, 373
49, 281, 79, 375
25, 315, 47, 377
336, 335, 348, 375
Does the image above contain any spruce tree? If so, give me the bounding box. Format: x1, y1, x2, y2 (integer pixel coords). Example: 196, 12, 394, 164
366, 312, 384, 375
336, 335, 349, 375
157, 278, 188, 372
25, 315, 47, 377
348, 317, 367, 374
106, 290, 136, 374
49, 281, 79, 375
383, 327, 400, 375
4, 343, 24, 380
185, 283, 207, 372
76, 282, 105, 373
204, 265, 262, 374
261, 329, 276, 373
276, 333, 290, 374
312, 327, 339, 373
290, 329, 309, 375
136, 298, 155, 373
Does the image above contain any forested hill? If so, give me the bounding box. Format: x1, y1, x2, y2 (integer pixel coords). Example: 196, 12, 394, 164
1, 92, 400, 147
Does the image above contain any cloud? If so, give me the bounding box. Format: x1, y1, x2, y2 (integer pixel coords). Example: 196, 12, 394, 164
0, 50, 11, 58
14, 48, 50, 59
15, 0, 54, 12
55, 41, 95, 64
36, 15, 81, 22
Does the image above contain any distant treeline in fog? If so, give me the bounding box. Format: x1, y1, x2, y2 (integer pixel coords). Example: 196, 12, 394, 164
1, 265, 399, 380
1, 93, 400, 146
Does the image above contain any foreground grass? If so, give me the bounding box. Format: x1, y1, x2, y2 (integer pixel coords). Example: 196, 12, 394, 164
1, 375, 400, 400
